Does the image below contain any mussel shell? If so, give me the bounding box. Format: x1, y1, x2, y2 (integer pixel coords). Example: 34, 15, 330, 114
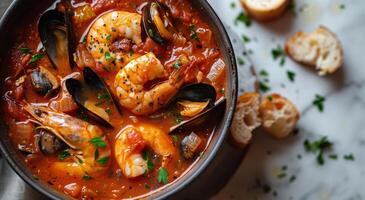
142, 2, 175, 45
30, 67, 60, 96
65, 67, 120, 128
170, 97, 226, 134
38, 9, 75, 71
38, 128, 67, 155
171, 83, 217, 107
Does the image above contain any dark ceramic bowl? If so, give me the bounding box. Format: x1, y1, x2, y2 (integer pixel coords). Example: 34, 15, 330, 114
0, 0, 239, 199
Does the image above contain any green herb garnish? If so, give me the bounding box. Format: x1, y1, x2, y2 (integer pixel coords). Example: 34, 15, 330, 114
259, 82, 271, 93
289, 175, 296, 183
97, 156, 109, 165
304, 136, 333, 165
313, 94, 326, 112
171, 135, 178, 145
106, 34, 111, 41
287, 70, 296, 82
83, 174, 93, 180
157, 167, 169, 184
143, 150, 155, 172
242, 35, 251, 43
97, 93, 111, 100
271, 46, 286, 66
94, 148, 100, 160
260, 70, 269, 77
29, 54, 44, 64
148, 29, 154, 37
105, 108, 112, 115
104, 52, 115, 61
235, 12, 251, 27
237, 57, 245, 65
58, 150, 71, 161
89, 137, 107, 148
344, 153, 355, 161
230, 2, 236, 9
19, 47, 31, 54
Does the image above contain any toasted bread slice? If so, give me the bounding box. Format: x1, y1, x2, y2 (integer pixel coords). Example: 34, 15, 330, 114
240, 0, 289, 21
259, 94, 299, 139
285, 26, 344, 76
230, 92, 261, 148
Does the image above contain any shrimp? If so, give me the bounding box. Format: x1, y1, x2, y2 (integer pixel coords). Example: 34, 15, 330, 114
86, 11, 142, 70
24, 104, 111, 177
114, 52, 187, 115
115, 124, 175, 178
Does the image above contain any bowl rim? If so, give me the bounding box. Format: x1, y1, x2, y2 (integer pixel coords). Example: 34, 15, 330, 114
0, 0, 238, 199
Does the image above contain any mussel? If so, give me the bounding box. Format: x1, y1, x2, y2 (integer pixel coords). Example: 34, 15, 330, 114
181, 132, 202, 159
38, 9, 75, 74
37, 127, 67, 155
65, 67, 120, 128
30, 66, 60, 97
170, 97, 226, 134
143, 1, 177, 45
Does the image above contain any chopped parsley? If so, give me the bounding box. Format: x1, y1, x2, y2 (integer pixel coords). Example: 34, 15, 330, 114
287, 70, 296, 82
237, 57, 245, 65
339, 4, 346, 9
18, 47, 31, 54
230, 2, 236, 9
313, 94, 326, 112
29, 54, 44, 64
344, 153, 355, 161
259, 82, 270, 93
235, 12, 251, 27
260, 70, 269, 77
96, 156, 109, 165
304, 136, 333, 165
329, 154, 338, 160
97, 93, 111, 100
277, 172, 286, 179
171, 135, 179, 145
104, 52, 115, 61
105, 108, 112, 115
189, 24, 200, 42
289, 175, 296, 183
89, 137, 107, 148
94, 148, 100, 160
148, 28, 155, 37
267, 95, 273, 102
106, 34, 111, 41
58, 150, 71, 161
143, 150, 154, 172
83, 174, 93, 180
220, 88, 225, 94
173, 60, 181, 69
271, 46, 286, 66
172, 111, 184, 124
157, 167, 169, 184
242, 35, 251, 43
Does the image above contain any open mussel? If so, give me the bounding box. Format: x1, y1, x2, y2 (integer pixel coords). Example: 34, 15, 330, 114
170, 97, 226, 134
30, 66, 60, 97
38, 9, 75, 74
143, 1, 177, 45
65, 67, 120, 128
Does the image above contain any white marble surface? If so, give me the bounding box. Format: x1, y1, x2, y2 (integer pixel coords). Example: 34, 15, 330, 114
209, 0, 365, 199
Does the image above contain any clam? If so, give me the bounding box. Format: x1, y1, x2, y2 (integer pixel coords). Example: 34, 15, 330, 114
65, 67, 120, 128
30, 66, 60, 97
143, 1, 176, 45
38, 9, 75, 73
37, 127, 67, 155
170, 97, 226, 134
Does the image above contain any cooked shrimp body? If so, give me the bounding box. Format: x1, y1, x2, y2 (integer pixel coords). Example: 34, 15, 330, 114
87, 11, 142, 70
24, 104, 111, 177
115, 124, 175, 178
114, 52, 186, 115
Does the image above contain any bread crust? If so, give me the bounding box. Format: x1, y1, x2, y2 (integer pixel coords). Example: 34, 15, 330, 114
259, 94, 299, 139
240, 0, 289, 21
285, 26, 344, 76
230, 92, 261, 148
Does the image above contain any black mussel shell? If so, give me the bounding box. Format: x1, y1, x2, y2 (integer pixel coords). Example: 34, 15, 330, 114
171, 83, 217, 107
38, 128, 67, 155
65, 67, 120, 128
170, 97, 226, 134
30, 66, 60, 97
38, 9, 75, 71
142, 1, 176, 45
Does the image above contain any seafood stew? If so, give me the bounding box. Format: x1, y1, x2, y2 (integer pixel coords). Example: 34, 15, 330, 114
0, 0, 231, 199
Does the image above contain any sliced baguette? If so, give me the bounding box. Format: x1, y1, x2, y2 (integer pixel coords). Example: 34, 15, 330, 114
230, 92, 261, 148
240, 0, 289, 21
285, 26, 344, 76
259, 94, 299, 139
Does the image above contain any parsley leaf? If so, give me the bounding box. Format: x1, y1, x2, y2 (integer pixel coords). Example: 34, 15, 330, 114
83, 174, 93, 180
171, 135, 179, 145
157, 167, 168, 184
58, 150, 71, 161
29, 54, 44, 64
143, 150, 155, 172
237, 57, 245, 65
96, 156, 109, 165
313, 94, 326, 112
230, 2, 236, 9
242, 35, 251, 43
260, 70, 269, 77
104, 52, 115, 61
287, 70, 296, 82
89, 137, 107, 148
106, 34, 111, 41
344, 153, 355, 161
271, 46, 286, 66
235, 12, 251, 27
304, 136, 333, 165
148, 29, 155, 37
19, 47, 31, 54
259, 82, 271, 93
